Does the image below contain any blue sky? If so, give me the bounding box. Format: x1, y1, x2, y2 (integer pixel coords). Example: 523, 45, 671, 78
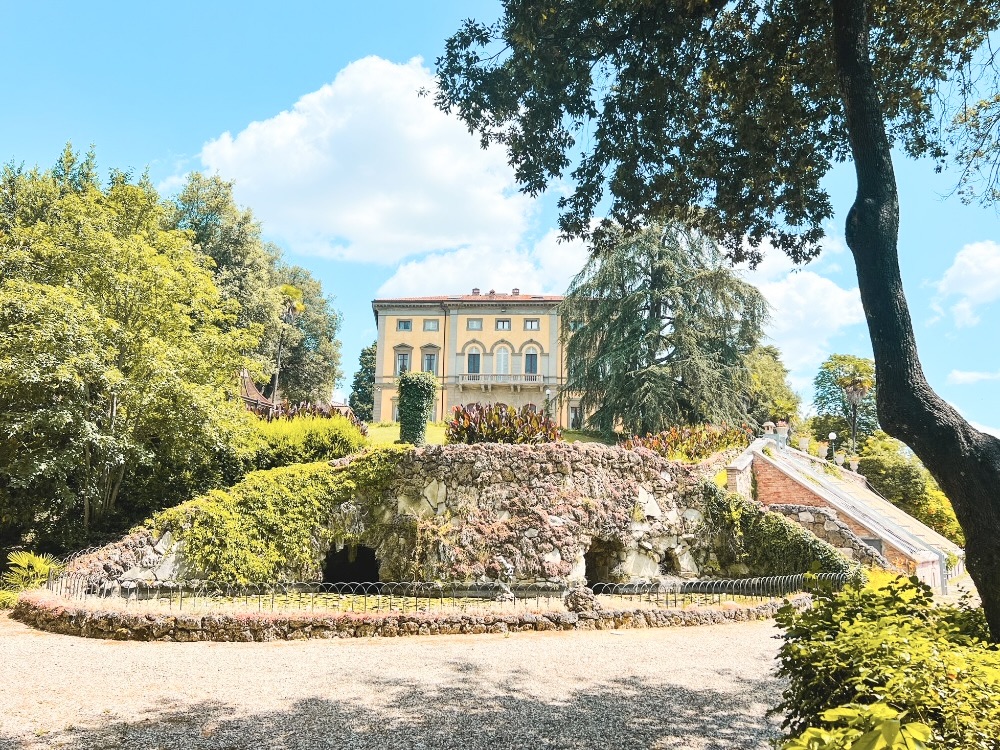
2, 2, 998, 434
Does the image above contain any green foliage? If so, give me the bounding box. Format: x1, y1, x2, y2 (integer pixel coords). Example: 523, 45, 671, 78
621, 424, 753, 462
253, 415, 366, 470
166, 173, 343, 405
701, 483, 854, 577
561, 222, 768, 435
397, 371, 438, 446
0, 550, 62, 609
0, 149, 260, 554
781, 704, 933, 750
445, 403, 562, 444
348, 341, 377, 422
774, 577, 999, 748
859, 432, 964, 545
812, 355, 878, 451
746, 345, 802, 427
270, 264, 343, 403
435, 2, 994, 261
149, 447, 408, 583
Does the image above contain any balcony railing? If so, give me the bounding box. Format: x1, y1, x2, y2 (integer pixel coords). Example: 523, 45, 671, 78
459, 373, 545, 386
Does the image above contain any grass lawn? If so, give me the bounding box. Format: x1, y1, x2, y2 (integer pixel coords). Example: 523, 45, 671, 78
366, 423, 614, 446
367, 422, 448, 446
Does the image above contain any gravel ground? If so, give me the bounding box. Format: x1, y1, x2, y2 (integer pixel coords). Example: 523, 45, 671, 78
0, 613, 785, 750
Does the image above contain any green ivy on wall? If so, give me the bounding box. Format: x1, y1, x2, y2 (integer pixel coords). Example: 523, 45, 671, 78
398, 371, 438, 446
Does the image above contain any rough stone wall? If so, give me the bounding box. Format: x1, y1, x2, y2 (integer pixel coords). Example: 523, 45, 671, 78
65, 442, 853, 589
768, 504, 892, 569
12, 590, 809, 642
371, 442, 711, 584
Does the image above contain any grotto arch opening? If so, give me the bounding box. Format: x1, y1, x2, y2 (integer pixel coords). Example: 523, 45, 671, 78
584, 538, 626, 591
322, 543, 381, 584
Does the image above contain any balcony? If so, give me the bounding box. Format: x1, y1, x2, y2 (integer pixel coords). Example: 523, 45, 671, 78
457, 373, 548, 391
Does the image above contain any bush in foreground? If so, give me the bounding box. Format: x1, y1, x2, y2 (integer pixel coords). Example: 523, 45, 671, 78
446, 402, 561, 444
774, 576, 999, 749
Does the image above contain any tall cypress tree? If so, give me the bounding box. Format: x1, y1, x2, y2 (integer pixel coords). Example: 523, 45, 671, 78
348, 341, 377, 422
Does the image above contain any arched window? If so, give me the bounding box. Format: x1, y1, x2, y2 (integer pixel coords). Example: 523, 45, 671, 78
524, 346, 539, 375
467, 346, 481, 375
496, 346, 510, 375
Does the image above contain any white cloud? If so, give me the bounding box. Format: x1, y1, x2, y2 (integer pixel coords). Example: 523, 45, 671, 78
947, 369, 1000, 385
199, 56, 533, 264
933, 240, 1000, 327
738, 233, 866, 378
376, 230, 589, 298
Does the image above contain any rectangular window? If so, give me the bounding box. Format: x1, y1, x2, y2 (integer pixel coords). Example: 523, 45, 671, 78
524, 318, 540, 331
467, 318, 483, 331
423, 353, 437, 374
395, 352, 410, 375
525, 353, 538, 374
496, 318, 511, 331
396, 319, 412, 331
423, 319, 439, 332
467, 352, 480, 374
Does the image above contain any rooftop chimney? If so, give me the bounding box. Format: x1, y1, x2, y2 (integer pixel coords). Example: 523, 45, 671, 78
488, 289, 496, 296
512, 287, 520, 295
471, 287, 480, 295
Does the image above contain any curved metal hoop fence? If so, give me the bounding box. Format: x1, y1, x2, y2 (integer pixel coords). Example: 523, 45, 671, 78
43, 573, 847, 615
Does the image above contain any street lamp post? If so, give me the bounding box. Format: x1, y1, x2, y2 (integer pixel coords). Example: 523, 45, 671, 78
544, 388, 552, 419
843, 381, 869, 454
828, 431, 837, 462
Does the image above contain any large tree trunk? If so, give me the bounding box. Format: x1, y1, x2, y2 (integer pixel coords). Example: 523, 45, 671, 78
832, 0, 1000, 640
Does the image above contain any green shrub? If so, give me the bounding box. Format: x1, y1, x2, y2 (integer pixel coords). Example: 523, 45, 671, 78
253, 415, 366, 470
701, 482, 854, 577
446, 402, 561, 444
149, 446, 408, 583
774, 577, 999, 748
621, 423, 753, 461
0, 550, 62, 609
781, 703, 933, 750
398, 371, 438, 445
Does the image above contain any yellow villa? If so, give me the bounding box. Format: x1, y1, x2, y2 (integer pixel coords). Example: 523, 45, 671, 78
371, 287, 581, 428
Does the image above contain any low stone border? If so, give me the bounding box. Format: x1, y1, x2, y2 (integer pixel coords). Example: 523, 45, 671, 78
12, 590, 807, 642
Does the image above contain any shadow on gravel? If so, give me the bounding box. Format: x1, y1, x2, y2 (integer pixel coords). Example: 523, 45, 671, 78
0, 672, 781, 750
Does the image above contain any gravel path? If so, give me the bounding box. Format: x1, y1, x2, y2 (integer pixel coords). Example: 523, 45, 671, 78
0, 613, 785, 750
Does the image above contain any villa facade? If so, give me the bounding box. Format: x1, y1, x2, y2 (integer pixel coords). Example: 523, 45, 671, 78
371, 288, 581, 427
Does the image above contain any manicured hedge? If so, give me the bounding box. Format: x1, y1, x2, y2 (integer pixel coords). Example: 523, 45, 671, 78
253, 415, 366, 469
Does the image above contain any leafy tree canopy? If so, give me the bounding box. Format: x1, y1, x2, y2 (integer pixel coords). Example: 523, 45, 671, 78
0, 148, 260, 554
166, 174, 343, 405
436, 0, 996, 262
561, 222, 767, 435
812, 353, 878, 449
746, 345, 802, 427
349, 341, 377, 423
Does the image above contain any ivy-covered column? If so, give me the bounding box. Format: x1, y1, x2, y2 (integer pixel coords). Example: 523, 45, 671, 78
398, 371, 438, 445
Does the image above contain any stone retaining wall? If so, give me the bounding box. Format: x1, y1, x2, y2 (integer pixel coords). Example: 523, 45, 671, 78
768, 504, 892, 569
12, 590, 808, 642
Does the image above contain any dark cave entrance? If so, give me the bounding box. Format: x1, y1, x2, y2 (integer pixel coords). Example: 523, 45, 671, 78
322, 543, 381, 584
584, 539, 625, 590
